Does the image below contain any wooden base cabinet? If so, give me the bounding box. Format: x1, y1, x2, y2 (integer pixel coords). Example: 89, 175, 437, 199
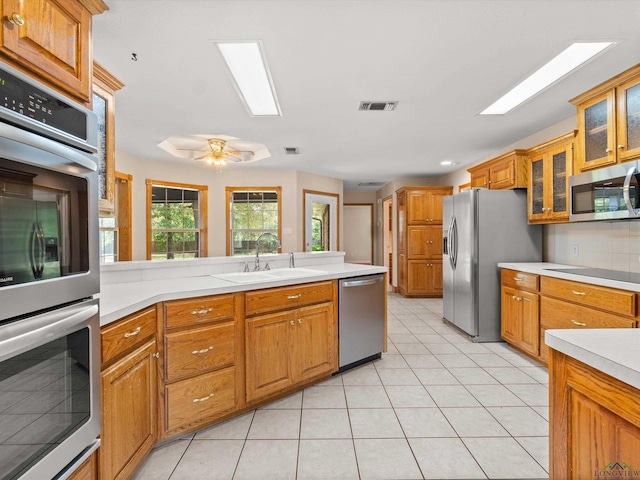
245, 281, 337, 405
100, 339, 157, 480
550, 350, 640, 479
500, 269, 540, 357
67, 452, 97, 480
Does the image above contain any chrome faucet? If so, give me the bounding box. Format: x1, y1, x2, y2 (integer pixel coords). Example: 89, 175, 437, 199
255, 233, 281, 271
288, 251, 295, 268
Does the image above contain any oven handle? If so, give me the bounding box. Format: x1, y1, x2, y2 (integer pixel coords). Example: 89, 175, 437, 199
623, 164, 640, 217
0, 301, 98, 361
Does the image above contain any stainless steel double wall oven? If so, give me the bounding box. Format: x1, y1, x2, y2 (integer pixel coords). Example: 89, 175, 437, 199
0, 61, 101, 480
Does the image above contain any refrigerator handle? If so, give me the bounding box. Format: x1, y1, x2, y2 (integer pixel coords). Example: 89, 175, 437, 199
451, 216, 458, 269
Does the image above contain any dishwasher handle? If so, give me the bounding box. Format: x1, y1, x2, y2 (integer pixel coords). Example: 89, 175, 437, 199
341, 276, 384, 288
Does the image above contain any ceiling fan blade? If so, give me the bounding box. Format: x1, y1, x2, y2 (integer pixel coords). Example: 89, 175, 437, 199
226, 149, 255, 155
225, 154, 246, 163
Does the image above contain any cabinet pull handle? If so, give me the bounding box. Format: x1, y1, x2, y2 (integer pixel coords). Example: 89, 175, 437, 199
5, 13, 24, 26
571, 320, 587, 327
571, 290, 586, 296
522, 297, 532, 303
124, 327, 141, 338
513, 276, 524, 282
287, 294, 302, 300
191, 308, 213, 315
192, 393, 215, 403
192, 346, 214, 355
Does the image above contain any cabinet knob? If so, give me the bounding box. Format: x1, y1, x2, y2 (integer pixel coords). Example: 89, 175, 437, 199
618, 144, 625, 150
5, 13, 24, 26
290, 320, 295, 326
152, 352, 160, 359
605, 148, 612, 153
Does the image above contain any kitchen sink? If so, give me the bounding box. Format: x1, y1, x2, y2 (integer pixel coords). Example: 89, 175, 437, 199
212, 267, 327, 284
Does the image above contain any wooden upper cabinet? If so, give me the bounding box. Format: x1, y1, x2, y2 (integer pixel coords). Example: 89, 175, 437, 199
0, 0, 108, 106
467, 150, 528, 190
527, 132, 575, 224
571, 63, 640, 173
399, 186, 452, 225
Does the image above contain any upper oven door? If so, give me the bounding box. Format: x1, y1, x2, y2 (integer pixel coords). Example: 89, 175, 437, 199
570, 162, 640, 221
0, 121, 99, 322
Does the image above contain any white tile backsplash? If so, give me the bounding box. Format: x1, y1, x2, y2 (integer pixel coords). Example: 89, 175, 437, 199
545, 220, 640, 272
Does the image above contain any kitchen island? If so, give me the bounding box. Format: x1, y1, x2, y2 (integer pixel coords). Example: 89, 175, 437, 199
546, 329, 640, 480
97, 253, 387, 480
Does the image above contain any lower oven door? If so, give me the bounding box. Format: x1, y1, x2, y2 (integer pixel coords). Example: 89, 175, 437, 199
0, 298, 100, 480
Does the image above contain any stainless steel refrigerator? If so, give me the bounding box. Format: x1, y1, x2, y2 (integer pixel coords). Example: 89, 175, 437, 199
442, 189, 541, 342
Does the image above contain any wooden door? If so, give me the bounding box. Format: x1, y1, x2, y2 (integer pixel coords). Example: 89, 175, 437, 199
470, 168, 490, 188
407, 260, 428, 295
518, 290, 539, 356
428, 261, 443, 295
101, 340, 157, 480
0, 0, 94, 104
294, 303, 335, 381
528, 153, 546, 221
500, 286, 520, 344
407, 226, 428, 258
547, 144, 571, 221
489, 157, 516, 189
245, 311, 295, 403
426, 190, 449, 223
424, 226, 443, 260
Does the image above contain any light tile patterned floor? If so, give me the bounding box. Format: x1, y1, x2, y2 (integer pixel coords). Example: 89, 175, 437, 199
132, 293, 549, 480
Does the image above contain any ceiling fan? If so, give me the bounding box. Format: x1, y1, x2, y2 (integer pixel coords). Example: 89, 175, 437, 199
157, 134, 271, 172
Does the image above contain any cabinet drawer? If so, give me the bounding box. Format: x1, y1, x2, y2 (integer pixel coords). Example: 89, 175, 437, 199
101, 307, 156, 364
165, 367, 236, 432
540, 296, 636, 329
165, 294, 235, 329
246, 281, 334, 316
541, 277, 636, 317
502, 269, 539, 291
165, 322, 235, 381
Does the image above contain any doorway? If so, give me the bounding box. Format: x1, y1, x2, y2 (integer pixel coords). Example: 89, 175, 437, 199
303, 190, 339, 252
382, 196, 392, 284
343, 203, 373, 264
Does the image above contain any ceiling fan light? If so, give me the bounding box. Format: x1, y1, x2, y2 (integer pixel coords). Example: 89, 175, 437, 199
214, 41, 282, 117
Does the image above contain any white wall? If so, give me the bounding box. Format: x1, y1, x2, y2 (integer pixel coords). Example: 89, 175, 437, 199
115, 152, 342, 260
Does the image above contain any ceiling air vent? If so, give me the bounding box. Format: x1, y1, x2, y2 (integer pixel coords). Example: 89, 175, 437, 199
358, 182, 386, 187
358, 101, 398, 111
284, 147, 299, 154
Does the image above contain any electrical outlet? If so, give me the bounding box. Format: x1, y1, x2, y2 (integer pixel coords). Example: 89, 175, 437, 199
571, 244, 579, 257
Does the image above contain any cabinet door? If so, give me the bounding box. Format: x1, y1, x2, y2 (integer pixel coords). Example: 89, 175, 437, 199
407, 226, 428, 258
470, 168, 490, 188
428, 261, 443, 295
425, 226, 442, 260
0, 0, 92, 104
501, 286, 520, 344
576, 90, 616, 171
518, 290, 539, 356
617, 76, 640, 162
426, 190, 449, 223
294, 303, 335, 381
396, 191, 406, 254
548, 144, 571, 221
245, 311, 295, 403
101, 340, 157, 480
489, 157, 516, 189
407, 260, 429, 295
406, 190, 428, 224
528, 154, 545, 221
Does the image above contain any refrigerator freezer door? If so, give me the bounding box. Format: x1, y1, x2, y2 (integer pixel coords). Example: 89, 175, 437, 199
451, 190, 477, 336
442, 197, 454, 323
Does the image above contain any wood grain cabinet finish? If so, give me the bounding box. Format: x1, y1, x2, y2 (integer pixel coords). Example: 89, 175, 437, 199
101, 337, 157, 480
527, 132, 575, 224
396, 186, 452, 297
67, 452, 97, 480
467, 150, 528, 190
571, 63, 640, 173
501, 270, 638, 365
550, 349, 640, 479
245, 281, 337, 405
0, 0, 108, 106
160, 294, 243, 438
500, 269, 540, 356
101, 306, 156, 365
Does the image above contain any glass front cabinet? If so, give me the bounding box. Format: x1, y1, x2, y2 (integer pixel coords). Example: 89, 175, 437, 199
572, 64, 640, 173
527, 132, 575, 224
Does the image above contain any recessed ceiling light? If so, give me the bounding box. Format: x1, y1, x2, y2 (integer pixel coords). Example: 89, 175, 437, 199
440, 160, 457, 166
480, 42, 615, 115
213, 41, 282, 116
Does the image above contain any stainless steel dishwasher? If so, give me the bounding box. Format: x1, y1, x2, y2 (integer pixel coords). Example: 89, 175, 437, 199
338, 274, 385, 371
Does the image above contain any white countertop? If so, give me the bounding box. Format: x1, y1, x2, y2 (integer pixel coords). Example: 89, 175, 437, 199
545, 329, 640, 391
498, 262, 640, 292
99, 263, 387, 326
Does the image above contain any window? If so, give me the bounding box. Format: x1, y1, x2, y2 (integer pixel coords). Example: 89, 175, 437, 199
99, 216, 118, 263
226, 187, 281, 256
146, 180, 208, 260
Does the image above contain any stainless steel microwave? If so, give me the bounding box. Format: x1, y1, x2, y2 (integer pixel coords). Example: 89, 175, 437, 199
569, 161, 640, 221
